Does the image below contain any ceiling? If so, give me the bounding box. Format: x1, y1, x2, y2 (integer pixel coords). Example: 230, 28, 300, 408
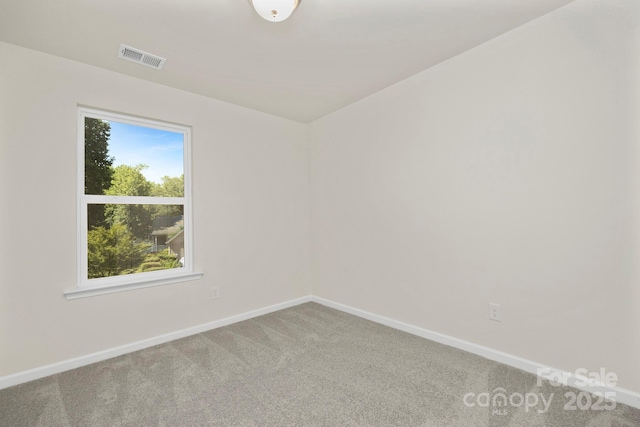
0, 0, 576, 123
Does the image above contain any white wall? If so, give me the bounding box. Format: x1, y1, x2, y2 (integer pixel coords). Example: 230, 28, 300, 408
309, 0, 640, 393
0, 41, 310, 377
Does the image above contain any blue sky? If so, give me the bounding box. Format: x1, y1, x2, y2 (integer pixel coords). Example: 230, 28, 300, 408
108, 121, 184, 184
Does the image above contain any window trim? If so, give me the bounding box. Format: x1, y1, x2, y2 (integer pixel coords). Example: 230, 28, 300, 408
66, 107, 201, 300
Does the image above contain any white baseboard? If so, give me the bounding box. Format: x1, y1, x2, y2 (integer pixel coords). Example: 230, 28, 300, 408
2, 293, 639, 410
311, 296, 640, 410
0, 295, 312, 391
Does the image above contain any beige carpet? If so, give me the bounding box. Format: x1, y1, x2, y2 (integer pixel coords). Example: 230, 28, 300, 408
1, 302, 638, 426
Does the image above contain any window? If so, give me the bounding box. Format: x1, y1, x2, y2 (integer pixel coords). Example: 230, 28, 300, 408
66, 107, 201, 299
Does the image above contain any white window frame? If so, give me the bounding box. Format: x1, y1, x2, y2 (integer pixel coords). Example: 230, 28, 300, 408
65, 107, 201, 300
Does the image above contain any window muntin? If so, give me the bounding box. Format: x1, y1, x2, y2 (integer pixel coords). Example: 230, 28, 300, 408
77, 107, 193, 291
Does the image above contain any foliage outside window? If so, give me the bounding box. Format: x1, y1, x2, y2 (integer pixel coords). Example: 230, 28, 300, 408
74, 107, 197, 296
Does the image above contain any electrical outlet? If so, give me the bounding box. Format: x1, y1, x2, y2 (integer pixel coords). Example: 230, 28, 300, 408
489, 303, 501, 322
212, 287, 220, 299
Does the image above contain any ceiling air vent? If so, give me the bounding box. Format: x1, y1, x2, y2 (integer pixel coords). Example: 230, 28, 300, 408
118, 44, 166, 70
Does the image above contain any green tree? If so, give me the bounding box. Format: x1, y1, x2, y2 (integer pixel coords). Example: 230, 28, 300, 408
105, 164, 153, 240
106, 164, 153, 197
85, 118, 113, 228
152, 174, 184, 197
151, 174, 184, 218
87, 224, 149, 278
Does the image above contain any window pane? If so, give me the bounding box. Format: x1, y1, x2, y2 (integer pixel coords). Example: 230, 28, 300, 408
85, 118, 184, 196
87, 204, 185, 279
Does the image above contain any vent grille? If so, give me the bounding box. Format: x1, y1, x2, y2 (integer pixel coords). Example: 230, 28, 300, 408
118, 44, 166, 70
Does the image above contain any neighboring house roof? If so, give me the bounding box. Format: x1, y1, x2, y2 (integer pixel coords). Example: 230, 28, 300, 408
151, 216, 183, 237
166, 229, 184, 245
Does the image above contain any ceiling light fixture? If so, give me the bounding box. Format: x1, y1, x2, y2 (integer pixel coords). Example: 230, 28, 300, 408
251, 0, 300, 22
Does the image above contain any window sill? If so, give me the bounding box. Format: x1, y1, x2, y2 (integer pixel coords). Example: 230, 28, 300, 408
64, 271, 203, 300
